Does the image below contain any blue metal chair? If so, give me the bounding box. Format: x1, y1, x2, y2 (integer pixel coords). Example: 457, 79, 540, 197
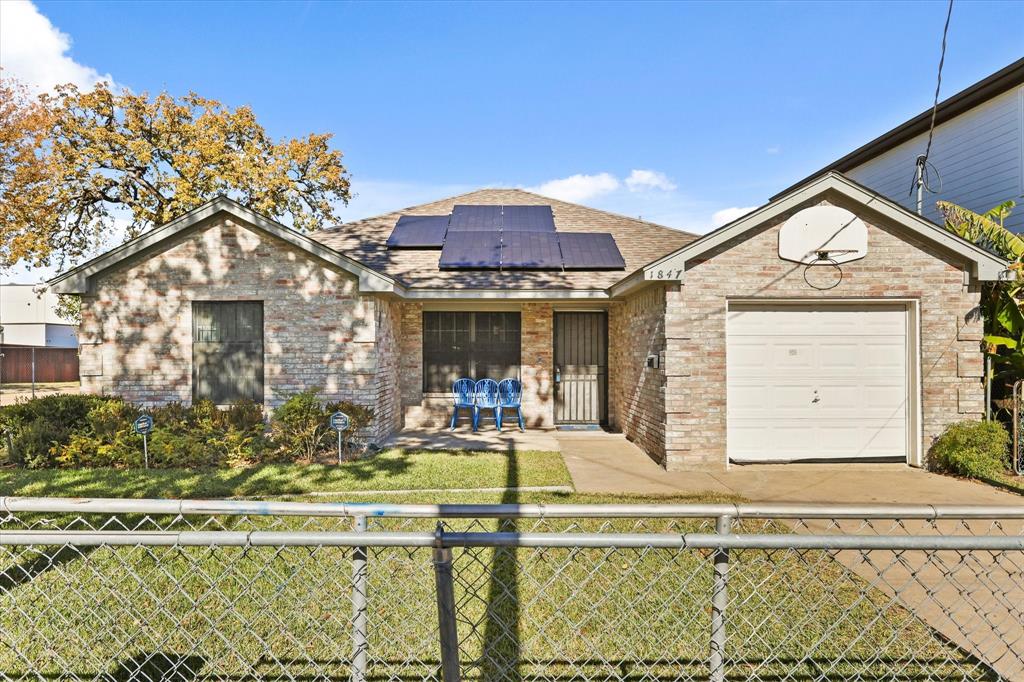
497, 378, 524, 432
473, 379, 501, 431
450, 378, 476, 430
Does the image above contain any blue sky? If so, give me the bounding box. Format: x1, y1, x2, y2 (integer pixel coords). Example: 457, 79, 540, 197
2, 0, 1023, 281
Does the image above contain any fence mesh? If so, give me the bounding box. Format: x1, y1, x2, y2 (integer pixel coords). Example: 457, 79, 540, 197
1, 503, 1022, 682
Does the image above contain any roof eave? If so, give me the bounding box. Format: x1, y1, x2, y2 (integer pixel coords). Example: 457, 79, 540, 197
639, 172, 1008, 283
47, 197, 400, 295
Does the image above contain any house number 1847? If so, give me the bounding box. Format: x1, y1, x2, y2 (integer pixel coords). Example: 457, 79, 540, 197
648, 269, 683, 280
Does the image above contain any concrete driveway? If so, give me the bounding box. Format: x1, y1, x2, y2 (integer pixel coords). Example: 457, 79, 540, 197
558, 431, 1023, 504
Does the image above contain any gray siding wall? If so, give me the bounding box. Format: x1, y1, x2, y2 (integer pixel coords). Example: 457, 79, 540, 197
847, 85, 1024, 232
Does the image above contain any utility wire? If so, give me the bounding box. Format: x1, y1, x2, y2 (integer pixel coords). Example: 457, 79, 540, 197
911, 0, 954, 209
922, 0, 954, 165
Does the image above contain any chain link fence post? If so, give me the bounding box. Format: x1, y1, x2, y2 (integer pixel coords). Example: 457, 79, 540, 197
351, 515, 368, 682
433, 522, 461, 682
710, 514, 732, 682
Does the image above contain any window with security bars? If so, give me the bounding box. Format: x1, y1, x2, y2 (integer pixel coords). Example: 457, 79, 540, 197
192, 301, 264, 404
422, 311, 520, 392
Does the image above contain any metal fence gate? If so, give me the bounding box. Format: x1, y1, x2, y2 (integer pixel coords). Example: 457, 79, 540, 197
2, 497, 1023, 681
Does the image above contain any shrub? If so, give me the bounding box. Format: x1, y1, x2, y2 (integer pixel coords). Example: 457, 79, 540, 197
930, 420, 1009, 480
269, 390, 375, 462
269, 389, 329, 462
0, 393, 118, 468
2, 392, 271, 470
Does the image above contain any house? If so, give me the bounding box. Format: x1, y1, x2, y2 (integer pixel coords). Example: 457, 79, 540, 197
0, 284, 78, 348
48, 172, 1006, 470
0, 284, 80, 384
779, 58, 1024, 232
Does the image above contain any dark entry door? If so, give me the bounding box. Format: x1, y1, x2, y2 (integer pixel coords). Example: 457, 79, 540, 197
554, 312, 608, 424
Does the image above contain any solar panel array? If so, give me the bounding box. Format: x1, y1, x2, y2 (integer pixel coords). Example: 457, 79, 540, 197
559, 233, 627, 270
385, 215, 449, 248
501, 232, 562, 269
438, 231, 502, 269
386, 204, 625, 271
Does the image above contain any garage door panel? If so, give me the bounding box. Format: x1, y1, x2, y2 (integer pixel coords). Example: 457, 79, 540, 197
727, 303, 909, 462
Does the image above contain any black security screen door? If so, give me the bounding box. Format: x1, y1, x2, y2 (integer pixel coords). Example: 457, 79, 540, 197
554, 311, 608, 424
422, 312, 520, 393
192, 301, 264, 404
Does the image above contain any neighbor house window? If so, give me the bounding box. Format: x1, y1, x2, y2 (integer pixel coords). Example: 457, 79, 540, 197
422, 311, 520, 393
192, 301, 264, 404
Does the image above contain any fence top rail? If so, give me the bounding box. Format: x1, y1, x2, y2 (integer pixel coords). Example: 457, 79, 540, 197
2, 496, 1023, 520
1, 529, 1022, 551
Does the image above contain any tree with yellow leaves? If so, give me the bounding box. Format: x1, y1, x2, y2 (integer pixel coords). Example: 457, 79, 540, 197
0, 77, 351, 270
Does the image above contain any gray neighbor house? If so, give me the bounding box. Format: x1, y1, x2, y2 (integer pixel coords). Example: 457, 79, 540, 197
49, 170, 1006, 472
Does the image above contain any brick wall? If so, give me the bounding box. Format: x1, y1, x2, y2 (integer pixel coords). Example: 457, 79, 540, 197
608, 286, 668, 463
398, 301, 424, 408
662, 195, 984, 470
402, 303, 555, 428
373, 297, 404, 439
78, 215, 397, 442
521, 302, 554, 427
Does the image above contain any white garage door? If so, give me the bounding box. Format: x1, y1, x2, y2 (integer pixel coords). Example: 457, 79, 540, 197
727, 303, 909, 462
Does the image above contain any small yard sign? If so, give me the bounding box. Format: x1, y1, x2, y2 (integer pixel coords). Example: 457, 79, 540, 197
330, 411, 351, 432
133, 414, 154, 469
330, 411, 350, 464
132, 414, 153, 435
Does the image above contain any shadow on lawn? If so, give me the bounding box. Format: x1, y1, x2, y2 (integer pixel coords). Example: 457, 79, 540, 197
111, 652, 206, 681
479, 441, 522, 681
0, 545, 93, 593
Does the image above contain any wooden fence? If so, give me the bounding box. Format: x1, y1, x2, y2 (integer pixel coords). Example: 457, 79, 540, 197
0, 346, 80, 383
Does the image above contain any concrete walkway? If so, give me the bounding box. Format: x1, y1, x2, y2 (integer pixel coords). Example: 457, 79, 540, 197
558, 431, 1024, 679
557, 431, 1024, 504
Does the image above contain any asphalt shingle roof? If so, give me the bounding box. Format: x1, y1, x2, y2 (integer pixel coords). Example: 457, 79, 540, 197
310, 188, 698, 290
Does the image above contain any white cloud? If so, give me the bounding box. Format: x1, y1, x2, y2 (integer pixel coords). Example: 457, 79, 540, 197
765, 145, 782, 155
0, 0, 115, 93
527, 173, 621, 203
711, 206, 759, 228
625, 169, 677, 193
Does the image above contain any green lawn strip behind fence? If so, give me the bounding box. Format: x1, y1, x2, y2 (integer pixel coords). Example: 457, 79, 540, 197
0, 491, 991, 681
0, 449, 572, 498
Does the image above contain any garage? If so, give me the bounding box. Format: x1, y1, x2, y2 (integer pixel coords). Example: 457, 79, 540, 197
726, 302, 913, 463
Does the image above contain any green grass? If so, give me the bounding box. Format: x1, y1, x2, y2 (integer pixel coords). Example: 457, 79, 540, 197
0, 490, 989, 681
0, 448, 572, 499
0, 450, 994, 681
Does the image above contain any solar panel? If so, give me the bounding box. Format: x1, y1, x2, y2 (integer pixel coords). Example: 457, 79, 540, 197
559, 233, 626, 270
501, 205, 555, 232
449, 205, 502, 231
439, 231, 502, 269
386, 215, 449, 249
501, 232, 562, 269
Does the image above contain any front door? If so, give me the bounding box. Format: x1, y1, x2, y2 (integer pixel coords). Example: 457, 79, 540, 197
554, 312, 608, 424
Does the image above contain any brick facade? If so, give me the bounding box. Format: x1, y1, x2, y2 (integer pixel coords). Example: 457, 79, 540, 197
521, 303, 555, 427
77, 216, 397, 441
74, 197, 987, 464
608, 286, 668, 463
661, 196, 984, 470
401, 302, 556, 429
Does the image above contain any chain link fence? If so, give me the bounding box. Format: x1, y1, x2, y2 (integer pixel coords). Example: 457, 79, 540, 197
2, 497, 1023, 681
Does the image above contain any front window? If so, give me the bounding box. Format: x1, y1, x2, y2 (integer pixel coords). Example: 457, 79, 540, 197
192, 301, 264, 404
422, 311, 520, 393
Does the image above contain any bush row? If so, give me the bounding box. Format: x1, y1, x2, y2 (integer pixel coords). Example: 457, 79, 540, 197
0, 390, 374, 469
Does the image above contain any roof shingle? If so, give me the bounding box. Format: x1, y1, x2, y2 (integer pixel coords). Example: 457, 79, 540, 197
310, 188, 698, 290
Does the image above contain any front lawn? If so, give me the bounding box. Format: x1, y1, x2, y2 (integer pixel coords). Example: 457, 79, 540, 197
0, 488, 988, 681
0, 448, 571, 499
